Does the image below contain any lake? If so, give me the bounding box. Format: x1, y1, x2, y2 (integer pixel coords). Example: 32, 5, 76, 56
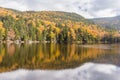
0, 43, 120, 80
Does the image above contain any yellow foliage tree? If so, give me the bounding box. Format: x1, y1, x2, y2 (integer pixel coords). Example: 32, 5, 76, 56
0, 21, 5, 40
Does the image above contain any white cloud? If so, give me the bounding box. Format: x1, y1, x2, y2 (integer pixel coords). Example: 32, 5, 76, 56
0, 0, 28, 11
0, 0, 120, 18
92, 9, 117, 18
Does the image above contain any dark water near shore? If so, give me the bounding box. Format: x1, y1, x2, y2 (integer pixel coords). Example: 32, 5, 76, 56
0, 43, 120, 72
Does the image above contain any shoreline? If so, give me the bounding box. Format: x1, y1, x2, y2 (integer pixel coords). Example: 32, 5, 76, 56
0, 40, 120, 44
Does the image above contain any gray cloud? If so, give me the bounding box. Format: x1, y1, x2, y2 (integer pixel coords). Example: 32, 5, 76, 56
92, 0, 115, 10
0, 0, 120, 18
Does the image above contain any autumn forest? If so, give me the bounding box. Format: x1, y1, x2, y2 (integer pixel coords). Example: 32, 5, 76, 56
0, 7, 120, 43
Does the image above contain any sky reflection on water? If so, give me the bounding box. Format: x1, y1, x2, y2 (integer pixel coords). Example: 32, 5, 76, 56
0, 63, 120, 80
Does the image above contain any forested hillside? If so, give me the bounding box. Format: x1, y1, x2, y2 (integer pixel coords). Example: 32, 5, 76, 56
0, 7, 120, 43
91, 16, 120, 30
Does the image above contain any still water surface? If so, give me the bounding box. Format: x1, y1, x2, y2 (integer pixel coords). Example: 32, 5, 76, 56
0, 44, 120, 80
0, 43, 120, 72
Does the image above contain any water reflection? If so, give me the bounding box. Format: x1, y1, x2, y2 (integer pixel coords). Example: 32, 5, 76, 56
0, 43, 120, 72
0, 63, 120, 80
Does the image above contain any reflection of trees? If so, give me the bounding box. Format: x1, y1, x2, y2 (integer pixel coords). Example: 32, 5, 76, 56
0, 44, 119, 72
0, 44, 5, 63
7, 44, 15, 56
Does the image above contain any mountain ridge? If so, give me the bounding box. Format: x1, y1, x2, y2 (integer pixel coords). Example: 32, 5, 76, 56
91, 15, 120, 30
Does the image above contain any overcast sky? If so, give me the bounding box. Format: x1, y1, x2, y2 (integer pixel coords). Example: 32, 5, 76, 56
0, 0, 120, 18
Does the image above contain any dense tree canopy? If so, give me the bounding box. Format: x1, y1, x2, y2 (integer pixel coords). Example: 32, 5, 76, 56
0, 7, 120, 43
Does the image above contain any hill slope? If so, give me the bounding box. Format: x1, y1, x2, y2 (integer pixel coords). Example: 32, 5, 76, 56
91, 16, 120, 30
0, 7, 119, 43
